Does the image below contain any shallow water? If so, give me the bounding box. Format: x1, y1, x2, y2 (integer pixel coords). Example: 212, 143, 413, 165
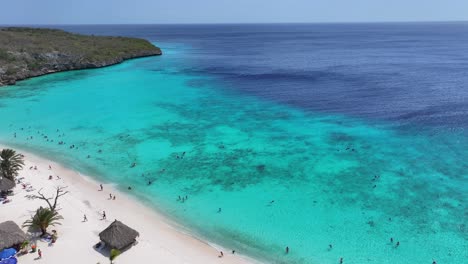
0, 24, 467, 263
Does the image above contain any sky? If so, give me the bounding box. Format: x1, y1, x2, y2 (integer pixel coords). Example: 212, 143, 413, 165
3, 0, 468, 25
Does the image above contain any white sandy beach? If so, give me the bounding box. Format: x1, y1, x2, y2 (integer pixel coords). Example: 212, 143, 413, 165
0, 145, 258, 264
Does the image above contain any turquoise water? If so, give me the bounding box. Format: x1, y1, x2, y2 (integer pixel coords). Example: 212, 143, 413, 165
0, 46, 467, 264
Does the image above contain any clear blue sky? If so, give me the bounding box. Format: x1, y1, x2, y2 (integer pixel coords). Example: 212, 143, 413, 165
4, 0, 468, 24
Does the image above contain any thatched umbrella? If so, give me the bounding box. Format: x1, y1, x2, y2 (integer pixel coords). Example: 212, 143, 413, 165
0, 221, 26, 250
99, 220, 139, 250
0, 177, 15, 192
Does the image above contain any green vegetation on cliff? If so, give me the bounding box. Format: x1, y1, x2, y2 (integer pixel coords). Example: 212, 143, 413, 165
0, 27, 162, 85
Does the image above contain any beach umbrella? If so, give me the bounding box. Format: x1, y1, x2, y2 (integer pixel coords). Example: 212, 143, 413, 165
0, 248, 16, 260
0, 221, 26, 251
99, 220, 139, 250
0, 177, 15, 192
0, 257, 17, 264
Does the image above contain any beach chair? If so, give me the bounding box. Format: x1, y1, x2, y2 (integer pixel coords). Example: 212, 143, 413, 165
95, 241, 106, 251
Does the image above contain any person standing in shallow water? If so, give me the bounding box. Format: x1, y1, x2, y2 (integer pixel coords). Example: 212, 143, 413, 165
285, 246, 289, 254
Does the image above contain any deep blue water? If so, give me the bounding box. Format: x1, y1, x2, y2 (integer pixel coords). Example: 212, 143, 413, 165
55, 23, 468, 128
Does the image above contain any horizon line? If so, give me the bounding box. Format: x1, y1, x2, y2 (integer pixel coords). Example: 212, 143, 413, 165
1, 20, 468, 27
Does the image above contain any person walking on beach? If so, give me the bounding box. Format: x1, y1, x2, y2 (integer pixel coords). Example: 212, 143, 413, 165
83, 214, 88, 222
102, 211, 106, 220
218, 251, 224, 258
99, 184, 103, 191
38, 249, 42, 259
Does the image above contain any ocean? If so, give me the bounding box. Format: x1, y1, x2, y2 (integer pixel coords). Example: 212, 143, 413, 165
0, 23, 467, 263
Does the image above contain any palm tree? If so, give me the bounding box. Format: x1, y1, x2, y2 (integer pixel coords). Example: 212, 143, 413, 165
0, 149, 24, 181
23, 207, 63, 237
109, 249, 121, 264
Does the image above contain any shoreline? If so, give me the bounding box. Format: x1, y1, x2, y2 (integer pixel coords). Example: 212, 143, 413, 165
0, 27, 162, 86
0, 53, 161, 87
0, 143, 260, 264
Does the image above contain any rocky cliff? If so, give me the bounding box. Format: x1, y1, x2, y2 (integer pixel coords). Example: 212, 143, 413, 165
0, 27, 162, 86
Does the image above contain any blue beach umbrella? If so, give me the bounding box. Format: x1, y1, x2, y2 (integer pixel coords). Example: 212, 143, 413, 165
0, 248, 16, 260
0, 257, 17, 264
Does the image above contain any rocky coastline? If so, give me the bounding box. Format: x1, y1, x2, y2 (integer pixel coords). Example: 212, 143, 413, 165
0, 27, 162, 86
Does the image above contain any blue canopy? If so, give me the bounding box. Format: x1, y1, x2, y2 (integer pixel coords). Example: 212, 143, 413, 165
0, 248, 16, 261
0, 257, 17, 264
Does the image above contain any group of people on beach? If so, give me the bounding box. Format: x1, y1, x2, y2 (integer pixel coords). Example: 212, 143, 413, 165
99, 184, 117, 200
79, 184, 111, 223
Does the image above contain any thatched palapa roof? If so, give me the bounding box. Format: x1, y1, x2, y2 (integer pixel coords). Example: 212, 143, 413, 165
0, 221, 26, 250
99, 220, 139, 250
0, 177, 15, 192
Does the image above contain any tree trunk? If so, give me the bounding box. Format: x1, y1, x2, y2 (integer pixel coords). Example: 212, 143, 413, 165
40, 227, 47, 237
